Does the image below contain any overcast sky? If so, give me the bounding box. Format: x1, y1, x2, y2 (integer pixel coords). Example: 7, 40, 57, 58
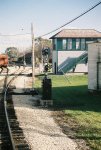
0, 0, 101, 52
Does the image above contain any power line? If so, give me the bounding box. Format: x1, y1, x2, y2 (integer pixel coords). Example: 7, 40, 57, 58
0, 33, 30, 37
0, 1, 101, 38
38, 1, 101, 38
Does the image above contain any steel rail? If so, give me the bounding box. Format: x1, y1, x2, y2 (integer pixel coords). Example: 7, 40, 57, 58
4, 91, 16, 150
3, 67, 26, 150
6, 67, 31, 91
2, 67, 15, 150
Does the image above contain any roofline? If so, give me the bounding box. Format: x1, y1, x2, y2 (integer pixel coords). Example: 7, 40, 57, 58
49, 29, 64, 39
49, 29, 101, 39
50, 36, 101, 39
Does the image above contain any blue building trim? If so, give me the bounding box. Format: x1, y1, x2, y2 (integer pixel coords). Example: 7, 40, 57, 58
54, 38, 100, 51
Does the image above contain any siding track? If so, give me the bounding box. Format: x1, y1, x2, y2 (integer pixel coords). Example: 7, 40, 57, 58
0, 67, 31, 150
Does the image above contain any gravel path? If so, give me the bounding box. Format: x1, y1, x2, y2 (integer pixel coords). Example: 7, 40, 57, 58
12, 67, 79, 150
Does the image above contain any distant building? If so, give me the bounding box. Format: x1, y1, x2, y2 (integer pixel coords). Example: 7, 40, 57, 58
50, 29, 101, 74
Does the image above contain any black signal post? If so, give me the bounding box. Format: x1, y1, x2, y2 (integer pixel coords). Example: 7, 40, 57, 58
42, 47, 52, 102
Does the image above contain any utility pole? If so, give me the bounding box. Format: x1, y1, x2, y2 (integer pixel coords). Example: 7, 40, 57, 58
23, 50, 26, 67
31, 23, 35, 89
40, 39, 43, 73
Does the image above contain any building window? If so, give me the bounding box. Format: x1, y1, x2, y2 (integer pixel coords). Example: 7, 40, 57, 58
62, 39, 66, 50
76, 38, 80, 49
81, 38, 85, 50
68, 39, 72, 50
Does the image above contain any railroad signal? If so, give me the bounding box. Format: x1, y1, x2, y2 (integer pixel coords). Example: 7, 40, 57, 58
41, 47, 52, 106
44, 64, 48, 72
42, 47, 49, 56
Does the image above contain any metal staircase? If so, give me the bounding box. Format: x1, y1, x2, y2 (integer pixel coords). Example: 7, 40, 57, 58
58, 52, 88, 73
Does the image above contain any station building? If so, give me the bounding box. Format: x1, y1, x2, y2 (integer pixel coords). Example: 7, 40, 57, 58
50, 29, 101, 74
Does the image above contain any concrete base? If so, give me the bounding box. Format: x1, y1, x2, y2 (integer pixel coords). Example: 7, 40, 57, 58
40, 100, 53, 107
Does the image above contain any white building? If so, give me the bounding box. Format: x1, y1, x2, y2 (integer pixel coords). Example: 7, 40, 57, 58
50, 29, 101, 74
88, 42, 101, 91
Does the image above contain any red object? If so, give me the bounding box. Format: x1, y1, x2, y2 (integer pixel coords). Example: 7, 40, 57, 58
0, 54, 8, 67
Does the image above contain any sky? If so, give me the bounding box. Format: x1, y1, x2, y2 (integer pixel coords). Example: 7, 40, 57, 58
0, 0, 101, 52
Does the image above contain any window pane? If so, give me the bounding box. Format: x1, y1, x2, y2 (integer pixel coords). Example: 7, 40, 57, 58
63, 39, 66, 50
76, 39, 80, 49
68, 39, 72, 50
81, 39, 85, 50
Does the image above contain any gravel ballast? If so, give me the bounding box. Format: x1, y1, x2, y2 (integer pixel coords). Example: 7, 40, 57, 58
12, 67, 79, 150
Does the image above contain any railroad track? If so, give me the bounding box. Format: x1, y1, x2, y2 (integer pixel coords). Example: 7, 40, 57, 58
0, 67, 31, 150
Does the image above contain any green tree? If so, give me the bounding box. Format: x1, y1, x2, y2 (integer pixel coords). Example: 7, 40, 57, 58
35, 38, 52, 63
5, 47, 19, 61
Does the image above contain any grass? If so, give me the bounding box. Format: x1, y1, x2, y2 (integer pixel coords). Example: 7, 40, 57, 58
65, 110, 101, 150
35, 74, 101, 150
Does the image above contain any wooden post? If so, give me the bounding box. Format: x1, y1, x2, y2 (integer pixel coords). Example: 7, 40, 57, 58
31, 23, 35, 89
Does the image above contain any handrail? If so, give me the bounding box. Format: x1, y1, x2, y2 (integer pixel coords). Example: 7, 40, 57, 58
58, 51, 88, 73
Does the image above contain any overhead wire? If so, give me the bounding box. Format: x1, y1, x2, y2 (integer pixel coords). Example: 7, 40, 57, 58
0, 33, 30, 37
0, 1, 101, 38
38, 1, 101, 38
